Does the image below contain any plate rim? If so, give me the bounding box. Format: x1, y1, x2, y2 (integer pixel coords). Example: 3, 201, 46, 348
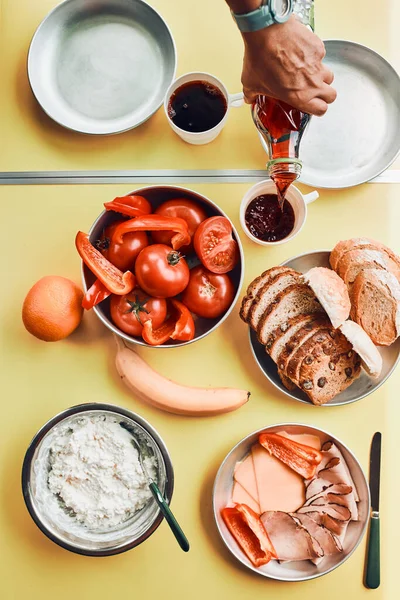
27, 0, 177, 135
248, 248, 400, 406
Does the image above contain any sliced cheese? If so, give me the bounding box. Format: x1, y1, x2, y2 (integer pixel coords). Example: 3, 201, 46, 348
231, 482, 261, 514
279, 431, 322, 451
251, 433, 321, 514
233, 454, 259, 504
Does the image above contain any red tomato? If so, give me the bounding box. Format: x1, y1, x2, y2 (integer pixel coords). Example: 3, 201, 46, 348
181, 266, 235, 318
193, 216, 239, 274
135, 244, 190, 298
110, 289, 167, 337
152, 198, 207, 252
97, 220, 148, 271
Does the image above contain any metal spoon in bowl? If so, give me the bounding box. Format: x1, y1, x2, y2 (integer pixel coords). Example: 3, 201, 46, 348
130, 434, 190, 552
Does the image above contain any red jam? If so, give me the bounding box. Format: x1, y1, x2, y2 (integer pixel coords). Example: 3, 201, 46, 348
245, 194, 295, 242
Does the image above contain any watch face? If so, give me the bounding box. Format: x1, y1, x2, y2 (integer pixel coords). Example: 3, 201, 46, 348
272, 0, 292, 19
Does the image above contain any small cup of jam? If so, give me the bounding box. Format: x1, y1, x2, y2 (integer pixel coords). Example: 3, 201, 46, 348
164, 72, 244, 145
239, 180, 319, 246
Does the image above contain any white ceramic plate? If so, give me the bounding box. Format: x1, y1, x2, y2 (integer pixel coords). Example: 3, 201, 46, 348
213, 423, 370, 582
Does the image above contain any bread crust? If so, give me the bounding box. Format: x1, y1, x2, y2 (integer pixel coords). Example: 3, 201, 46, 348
338, 248, 400, 286
239, 266, 291, 323
247, 270, 300, 330
276, 316, 330, 375
256, 284, 323, 346
268, 314, 316, 360
303, 267, 351, 328
330, 238, 400, 273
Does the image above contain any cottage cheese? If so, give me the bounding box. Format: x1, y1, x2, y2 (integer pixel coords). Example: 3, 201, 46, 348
47, 415, 156, 530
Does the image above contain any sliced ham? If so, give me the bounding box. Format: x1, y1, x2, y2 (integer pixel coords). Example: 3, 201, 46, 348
297, 503, 351, 536
305, 479, 352, 500
290, 513, 343, 557
316, 441, 359, 501
298, 501, 351, 521
231, 482, 261, 514
307, 489, 358, 521
261, 511, 324, 561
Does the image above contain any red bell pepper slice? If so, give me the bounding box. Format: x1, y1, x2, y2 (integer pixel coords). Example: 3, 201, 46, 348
142, 299, 195, 345
221, 504, 276, 567
113, 215, 191, 251
104, 195, 152, 218
235, 504, 277, 558
258, 433, 323, 479
82, 279, 111, 310
76, 232, 135, 296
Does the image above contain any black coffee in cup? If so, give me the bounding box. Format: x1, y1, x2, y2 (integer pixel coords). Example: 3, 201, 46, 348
168, 81, 227, 133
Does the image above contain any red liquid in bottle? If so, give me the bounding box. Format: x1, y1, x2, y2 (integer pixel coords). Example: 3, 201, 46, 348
253, 97, 311, 207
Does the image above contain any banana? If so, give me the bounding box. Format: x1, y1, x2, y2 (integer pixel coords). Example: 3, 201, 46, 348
115, 337, 250, 416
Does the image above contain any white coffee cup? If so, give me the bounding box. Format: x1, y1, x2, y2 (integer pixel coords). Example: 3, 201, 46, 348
239, 179, 319, 246
164, 72, 244, 145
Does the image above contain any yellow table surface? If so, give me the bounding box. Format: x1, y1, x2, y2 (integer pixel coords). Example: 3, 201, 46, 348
0, 181, 398, 599
1, 0, 399, 172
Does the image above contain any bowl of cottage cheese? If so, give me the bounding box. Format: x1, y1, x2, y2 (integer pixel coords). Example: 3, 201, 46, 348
22, 403, 174, 556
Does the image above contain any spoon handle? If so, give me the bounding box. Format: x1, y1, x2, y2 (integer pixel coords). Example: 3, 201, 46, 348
149, 482, 190, 552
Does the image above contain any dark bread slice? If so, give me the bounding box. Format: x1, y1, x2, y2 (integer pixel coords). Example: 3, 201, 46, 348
351, 268, 400, 346
285, 327, 333, 382
248, 270, 301, 331
298, 349, 361, 405
330, 238, 400, 272
268, 314, 316, 361
239, 266, 291, 323
257, 284, 323, 346
279, 370, 298, 392
276, 316, 331, 376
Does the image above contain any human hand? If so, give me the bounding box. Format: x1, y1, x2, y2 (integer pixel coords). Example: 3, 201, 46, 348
241, 16, 336, 116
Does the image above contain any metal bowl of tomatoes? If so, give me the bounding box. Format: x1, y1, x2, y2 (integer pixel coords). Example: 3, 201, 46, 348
81, 185, 244, 347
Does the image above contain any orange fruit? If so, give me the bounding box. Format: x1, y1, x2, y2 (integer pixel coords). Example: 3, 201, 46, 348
22, 276, 84, 342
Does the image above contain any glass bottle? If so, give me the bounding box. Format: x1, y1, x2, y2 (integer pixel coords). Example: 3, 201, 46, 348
252, 0, 315, 206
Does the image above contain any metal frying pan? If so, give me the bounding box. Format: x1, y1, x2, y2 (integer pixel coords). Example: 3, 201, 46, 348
28, 0, 177, 134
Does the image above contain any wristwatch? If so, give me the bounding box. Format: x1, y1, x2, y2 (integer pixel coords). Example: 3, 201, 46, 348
232, 1, 293, 33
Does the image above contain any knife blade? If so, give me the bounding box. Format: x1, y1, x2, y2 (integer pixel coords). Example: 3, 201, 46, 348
365, 432, 381, 589
369, 432, 382, 512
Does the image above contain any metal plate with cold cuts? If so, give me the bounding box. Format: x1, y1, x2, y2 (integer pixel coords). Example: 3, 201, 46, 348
259, 40, 400, 188
28, 0, 176, 134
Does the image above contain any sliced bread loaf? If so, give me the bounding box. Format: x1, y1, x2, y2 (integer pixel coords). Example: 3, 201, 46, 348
248, 269, 301, 332
337, 248, 400, 291
351, 268, 400, 345
239, 266, 291, 323
275, 316, 330, 375
268, 314, 317, 361
257, 284, 324, 346
285, 327, 333, 382
330, 238, 400, 272
298, 349, 361, 405
279, 370, 298, 391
